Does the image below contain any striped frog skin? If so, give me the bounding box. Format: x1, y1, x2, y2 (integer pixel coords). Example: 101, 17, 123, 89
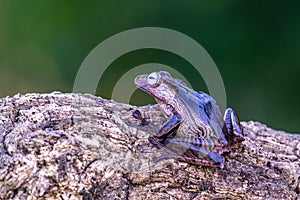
129, 71, 244, 168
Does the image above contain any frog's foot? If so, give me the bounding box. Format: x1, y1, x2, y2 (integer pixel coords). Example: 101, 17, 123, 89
125, 110, 156, 131
148, 136, 173, 151
152, 151, 224, 168
132, 110, 150, 126
125, 119, 156, 132
223, 108, 244, 145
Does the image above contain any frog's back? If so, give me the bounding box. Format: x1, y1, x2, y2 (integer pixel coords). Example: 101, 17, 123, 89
177, 89, 226, 142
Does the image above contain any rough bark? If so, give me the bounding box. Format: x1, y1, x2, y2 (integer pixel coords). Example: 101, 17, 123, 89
0, 92, 299, 200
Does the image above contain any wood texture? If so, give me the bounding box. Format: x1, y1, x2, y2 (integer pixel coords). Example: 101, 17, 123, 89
0, 92, 299, 199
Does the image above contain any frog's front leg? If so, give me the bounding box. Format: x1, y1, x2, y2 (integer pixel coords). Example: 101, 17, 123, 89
127, 109, 182, 138
223, 108, 244, 145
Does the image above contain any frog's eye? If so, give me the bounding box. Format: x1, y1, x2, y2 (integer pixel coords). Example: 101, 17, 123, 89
147, 72, 160, 86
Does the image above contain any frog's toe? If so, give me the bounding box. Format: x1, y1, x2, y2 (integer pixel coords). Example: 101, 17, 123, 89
125, 119, 150, 130
224, 108, 245, 144
207, 152, 225, 167
151, 153, 176, 163
152, 156, 162, 163
124, 120, 137, 127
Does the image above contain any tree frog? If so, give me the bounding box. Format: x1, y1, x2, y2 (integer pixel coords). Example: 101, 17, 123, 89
128, 71, 244, 167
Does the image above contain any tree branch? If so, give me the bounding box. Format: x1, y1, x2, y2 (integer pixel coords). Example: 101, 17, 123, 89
0, 92, 299, 199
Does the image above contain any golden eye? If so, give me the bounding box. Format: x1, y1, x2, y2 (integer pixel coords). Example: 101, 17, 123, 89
147, 72, 160, 86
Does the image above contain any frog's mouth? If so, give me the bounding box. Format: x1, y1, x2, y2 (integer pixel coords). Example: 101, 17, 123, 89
134, 75, 165, 101
139, 84, 163, 101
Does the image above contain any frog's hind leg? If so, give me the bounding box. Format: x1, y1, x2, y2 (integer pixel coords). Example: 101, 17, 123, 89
148, 136, 224, 167
223, 108, 244, 145
152, 148, 224, 168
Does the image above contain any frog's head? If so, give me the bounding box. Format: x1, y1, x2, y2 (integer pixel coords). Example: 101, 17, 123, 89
134, 71, 181, 105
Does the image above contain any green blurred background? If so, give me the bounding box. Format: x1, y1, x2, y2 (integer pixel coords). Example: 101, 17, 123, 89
0, 1, 299, 133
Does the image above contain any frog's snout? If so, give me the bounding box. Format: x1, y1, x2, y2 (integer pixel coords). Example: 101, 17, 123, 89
134, 75, 147, 86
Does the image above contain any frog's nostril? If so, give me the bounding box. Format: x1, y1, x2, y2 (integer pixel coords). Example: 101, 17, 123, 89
134, 76, 142, 83
134, 76, 139, 83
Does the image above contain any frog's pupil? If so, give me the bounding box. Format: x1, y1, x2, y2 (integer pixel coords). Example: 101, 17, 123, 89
204, 102, 212, 119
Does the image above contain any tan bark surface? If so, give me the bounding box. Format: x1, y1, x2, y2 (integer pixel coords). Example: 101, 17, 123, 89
0, 92, 299, 199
